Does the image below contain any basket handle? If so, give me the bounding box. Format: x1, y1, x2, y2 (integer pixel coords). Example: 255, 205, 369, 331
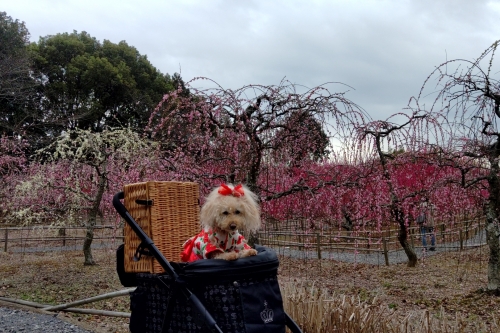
135, 199, 153, 206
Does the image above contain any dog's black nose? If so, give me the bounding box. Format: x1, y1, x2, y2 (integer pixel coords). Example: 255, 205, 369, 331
230, 223, 237, 230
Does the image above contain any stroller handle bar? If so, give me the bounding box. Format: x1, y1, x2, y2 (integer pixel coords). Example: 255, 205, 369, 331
113, 191, 223, 333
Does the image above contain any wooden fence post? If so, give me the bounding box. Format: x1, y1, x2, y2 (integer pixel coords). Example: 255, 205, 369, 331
383, 238, 389, 266
3, 229, 7, 252
59, 227, 66, 246
440, 223, 445, 243
465, 221, 469, 241
297, 233, 303, 251
316, 233, 322, 260
459, 229, 463, 250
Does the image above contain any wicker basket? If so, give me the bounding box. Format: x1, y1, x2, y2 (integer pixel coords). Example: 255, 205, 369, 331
123, 181, 200, 273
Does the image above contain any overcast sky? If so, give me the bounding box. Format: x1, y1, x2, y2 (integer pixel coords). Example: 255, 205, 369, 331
4, 0, 500, 119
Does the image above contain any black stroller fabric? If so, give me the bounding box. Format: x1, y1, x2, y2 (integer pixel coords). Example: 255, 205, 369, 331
116, 244, 137, 287
128, 246, 286, 333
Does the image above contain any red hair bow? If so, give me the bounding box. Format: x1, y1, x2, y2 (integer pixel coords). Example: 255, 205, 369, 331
218, 184, 244, 197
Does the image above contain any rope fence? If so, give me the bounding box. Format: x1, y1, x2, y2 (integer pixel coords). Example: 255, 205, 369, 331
258, 217, 486, 265
0, 216, 486, 265
0, 225, 123, 253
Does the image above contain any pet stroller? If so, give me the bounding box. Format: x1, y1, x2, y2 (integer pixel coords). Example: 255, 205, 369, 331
113, 181, 303, 333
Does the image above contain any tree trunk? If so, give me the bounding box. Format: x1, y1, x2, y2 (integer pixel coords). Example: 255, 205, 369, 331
486, 155, 500, 292
83, 220, 96, 266
397, 221, 418, 267
375, 136, 417, 266
83, 162, 107, 265
342, 209, 353, 231
485, 217, 500, 292
246, 154, 261, 248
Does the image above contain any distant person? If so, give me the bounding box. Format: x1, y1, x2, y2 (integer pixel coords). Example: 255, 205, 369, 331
416, 198, 436, 251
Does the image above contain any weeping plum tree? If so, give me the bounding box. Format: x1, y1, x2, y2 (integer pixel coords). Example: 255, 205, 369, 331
147, 79, 370, 244
418, 40, 500, 292
148, 79, 369, 193
357, 111, 442, 267
15, 127, 155, 265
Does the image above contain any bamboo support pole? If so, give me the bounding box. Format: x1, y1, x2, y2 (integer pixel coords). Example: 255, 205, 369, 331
42, 288, 135, 312
60, 308, 131, 317
0, 296, 47, 308
0, 296, 132, 318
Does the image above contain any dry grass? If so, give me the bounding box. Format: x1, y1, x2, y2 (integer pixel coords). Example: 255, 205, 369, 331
0, 246, 498, 333
279, 247, 499, 333
282, 284, 498, 333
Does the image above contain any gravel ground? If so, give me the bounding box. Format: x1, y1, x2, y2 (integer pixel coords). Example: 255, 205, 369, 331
0, 307, 94, 333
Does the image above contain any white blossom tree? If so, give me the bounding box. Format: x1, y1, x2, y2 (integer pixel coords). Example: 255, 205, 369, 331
14, 127, 156, 265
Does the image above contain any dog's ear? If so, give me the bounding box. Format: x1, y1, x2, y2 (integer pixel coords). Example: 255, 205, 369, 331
240, 186, 261, 232
200, 186, 220, 228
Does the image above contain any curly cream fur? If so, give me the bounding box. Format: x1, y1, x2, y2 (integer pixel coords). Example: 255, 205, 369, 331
200, 184, 261, 232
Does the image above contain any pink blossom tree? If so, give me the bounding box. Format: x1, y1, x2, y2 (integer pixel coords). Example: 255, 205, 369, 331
148, 79, 370, 190
147, 79, 371, 243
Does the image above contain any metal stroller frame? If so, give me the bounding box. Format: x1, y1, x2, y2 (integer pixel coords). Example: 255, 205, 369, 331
113, 191, 303, 333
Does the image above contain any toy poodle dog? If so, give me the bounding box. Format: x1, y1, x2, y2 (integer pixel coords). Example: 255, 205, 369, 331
181, 183, 261, 262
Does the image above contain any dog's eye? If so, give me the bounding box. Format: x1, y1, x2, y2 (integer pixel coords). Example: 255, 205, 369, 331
223, 211, 229, 215
235, 210, 240, 215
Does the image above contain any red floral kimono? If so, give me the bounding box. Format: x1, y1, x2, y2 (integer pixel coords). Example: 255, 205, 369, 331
181, 228, 251, 262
